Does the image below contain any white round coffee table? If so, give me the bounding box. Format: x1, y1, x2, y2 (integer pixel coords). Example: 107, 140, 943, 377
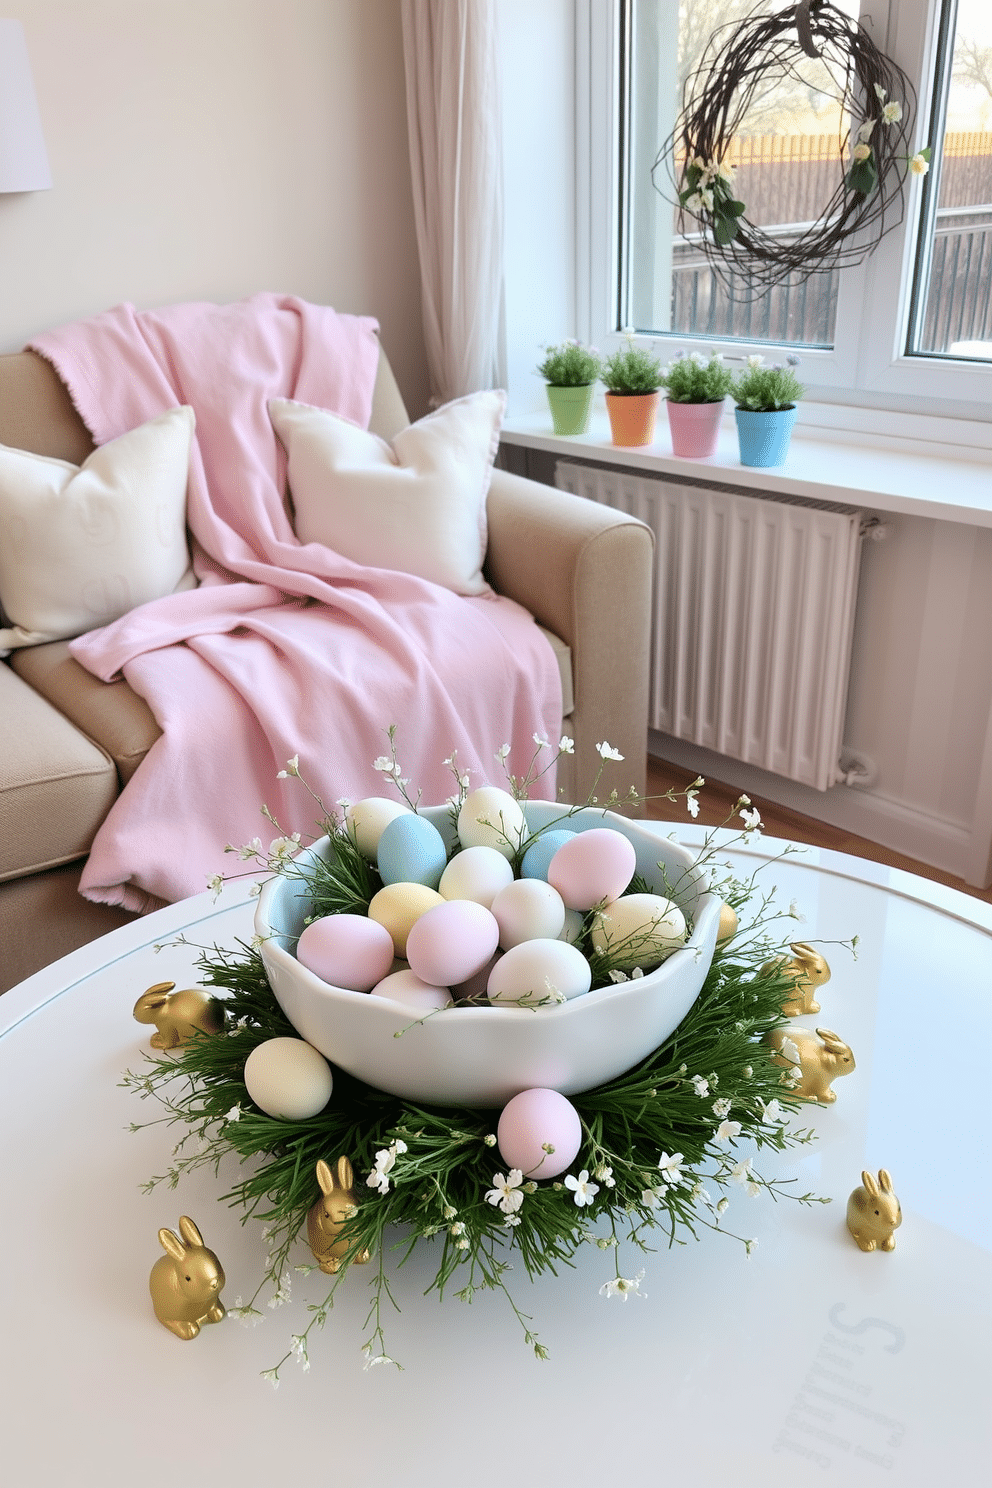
2, 830, 990, 1486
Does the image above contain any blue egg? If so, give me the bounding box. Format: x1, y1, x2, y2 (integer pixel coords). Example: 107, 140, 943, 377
377, 813, 448, 889
520, 828, 577, 882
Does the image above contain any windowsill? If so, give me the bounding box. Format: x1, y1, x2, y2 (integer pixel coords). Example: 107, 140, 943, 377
500, 404, 992, 529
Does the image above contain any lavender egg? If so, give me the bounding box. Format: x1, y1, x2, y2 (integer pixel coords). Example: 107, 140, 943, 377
497, 1088, 582, 1179
547, 827, 637, 911
405, 899, 501, 988
296, 913, 395, 992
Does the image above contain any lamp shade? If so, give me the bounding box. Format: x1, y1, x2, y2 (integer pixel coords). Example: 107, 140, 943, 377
0, 19, 51, 192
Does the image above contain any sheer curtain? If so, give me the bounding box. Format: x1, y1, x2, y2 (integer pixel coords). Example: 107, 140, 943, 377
401, 0, 505, 405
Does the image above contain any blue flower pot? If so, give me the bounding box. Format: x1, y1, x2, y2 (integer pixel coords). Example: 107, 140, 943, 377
734, 405, 798, 468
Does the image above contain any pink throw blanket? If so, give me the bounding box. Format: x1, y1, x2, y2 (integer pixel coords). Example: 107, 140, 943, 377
30, 295, 561, 912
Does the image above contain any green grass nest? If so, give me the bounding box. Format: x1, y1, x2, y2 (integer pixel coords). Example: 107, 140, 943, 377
124, 860, 830, 1377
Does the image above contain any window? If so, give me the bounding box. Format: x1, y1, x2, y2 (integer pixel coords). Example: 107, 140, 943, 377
581, 0, 992, 421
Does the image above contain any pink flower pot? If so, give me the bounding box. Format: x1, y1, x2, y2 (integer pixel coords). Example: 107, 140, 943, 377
665, 399, 725, 459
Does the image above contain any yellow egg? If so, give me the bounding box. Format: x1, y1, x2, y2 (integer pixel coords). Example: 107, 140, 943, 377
590, 892, 687, 971
368, 882, 445, 957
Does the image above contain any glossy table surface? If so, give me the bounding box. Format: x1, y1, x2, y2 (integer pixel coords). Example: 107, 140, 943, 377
2, 827, 990, 1486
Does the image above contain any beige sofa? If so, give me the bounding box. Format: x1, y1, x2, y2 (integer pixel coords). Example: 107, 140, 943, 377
0, 342, 654, 993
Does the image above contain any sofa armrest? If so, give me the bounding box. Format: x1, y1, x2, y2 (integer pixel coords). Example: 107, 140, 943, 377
485, 467, 654, 807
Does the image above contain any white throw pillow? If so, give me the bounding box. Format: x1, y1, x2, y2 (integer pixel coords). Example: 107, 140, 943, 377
0, 405, 196, 653
268, 389, 506, 596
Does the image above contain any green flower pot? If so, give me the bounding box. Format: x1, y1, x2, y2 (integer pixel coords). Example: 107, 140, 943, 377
546, 383, 596, 436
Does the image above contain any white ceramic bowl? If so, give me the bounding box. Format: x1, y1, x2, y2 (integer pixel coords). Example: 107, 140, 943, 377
256, 804, 721, 1107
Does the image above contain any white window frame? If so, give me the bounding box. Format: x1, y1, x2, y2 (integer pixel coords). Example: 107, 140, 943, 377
578, 0, 992, 433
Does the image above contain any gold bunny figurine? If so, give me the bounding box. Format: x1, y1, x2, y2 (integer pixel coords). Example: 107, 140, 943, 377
149, 1216, 226, 1339
307, 1157, 371, 1274
762, 942, 831, 1018
847, 1169, 902, 1252
764, 1025, 855, 1103
133, 981, 224, 1049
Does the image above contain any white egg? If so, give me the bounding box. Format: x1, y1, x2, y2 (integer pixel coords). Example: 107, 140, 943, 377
590, 893, 687, 971
457, 787, 526, 861
243, 1037, 333, 1120
344, 797, 410, 858
559, 908, 586, 946
438, 845, 515, 908
370, 969, 453, 1013
491, 878, 566, 949
487, 938, 592, 1005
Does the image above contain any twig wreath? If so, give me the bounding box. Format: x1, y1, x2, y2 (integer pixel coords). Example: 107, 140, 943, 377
653, 0, 930, 288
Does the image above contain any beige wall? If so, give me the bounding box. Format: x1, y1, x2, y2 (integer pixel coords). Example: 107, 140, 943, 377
0, 0, 429, 417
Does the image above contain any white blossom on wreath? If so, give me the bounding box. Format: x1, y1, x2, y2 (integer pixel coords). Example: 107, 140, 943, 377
564, 1170, 600, 1206
485, 1170, 525, 1215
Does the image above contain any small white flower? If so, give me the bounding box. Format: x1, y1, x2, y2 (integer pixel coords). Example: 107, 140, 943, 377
495, 742, 511, 761
503, 1214, 522, 1228
690, 350, 707, 366
714, 1119, 742, 1146
600, 1269, 646, 1301
882, 100, 903, 124
778, 1036, 801, 1067
712, 1097, 732, 1119
742, 1064, 753, 1079
699, 187, 715, 210
691, 1074, 710, 1097
909, 152, 930, 177
237, 836, 263, 860
485, 1170, 525, 1215
747, 1181, 762, 1198
267, 834, 302, 869
564, 1170, 600, 1207
449, 1221, 465, 1236
852, 142, 872, 163
630, 966, 644, 979
684, 190, 704, 214
206, 874, 224, 899
558, 735, 575, 754
608, 968, 630, 984
484, 1134, 497, 1147
336, 797, 351, 811
442, 1204, 457, 1220
366, 1139, 406, 1194
687, 793, 700, 818
362, 1350, 397, 1371
746, 355, 764, 369
745, 1238, 759, 1257
595, 741, 625, 762
730, 1157, 753, 1185
760, 1098, 783, 1124
372, 755, 394, 773
593, 1164, 616, 1188
657, 1151, 686, 1187
248, 881, 262, 898
873, 82, 887, 101
225, 1104, 242, 1123
276, 755, 300, 778
740, 807, 761, 832
641, 1186, 666, 1208
455, 1237, 470, 1250
532, 733, 550, 749
788, 898, 805, 920
857, 119, 875, 142
693, 1184, 713, 1208
716, 1196, 730, 1215
261, 1369, 280, 1389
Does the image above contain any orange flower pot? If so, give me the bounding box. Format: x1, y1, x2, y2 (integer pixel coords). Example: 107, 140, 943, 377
605, 390, 661, 447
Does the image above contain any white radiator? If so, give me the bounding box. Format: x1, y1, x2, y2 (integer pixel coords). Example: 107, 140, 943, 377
555, 461, 865, 791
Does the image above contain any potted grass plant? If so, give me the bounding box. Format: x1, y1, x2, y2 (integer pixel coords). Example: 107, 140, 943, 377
537, 340, 603, 436
731, 357, 805, 467
601, 340, 665, 446
661, 351, 734, 458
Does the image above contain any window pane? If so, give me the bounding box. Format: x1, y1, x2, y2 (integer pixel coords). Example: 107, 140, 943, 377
910, 0, 992, 358
625, 0, 861, 348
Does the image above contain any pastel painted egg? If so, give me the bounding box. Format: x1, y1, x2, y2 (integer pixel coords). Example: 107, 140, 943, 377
590, 892, 687, 971
344, 797, 410, 859
547, 827, 637, 911
520, 828, 576, 881
491, 878, 566, 949
405, 899, 501, 988
559, 908, 585, 946
244, 1037, 333, 1120
450, 950, 501, 1005
370, 968, 453, 1013
368, 882, 445, 957
438, 845, 515, 908
487, 938, 592, 1005
296, 913, 395, 991
377, 812, 448, 889
497, 1088, 582, 1179
457, 787, 526, 860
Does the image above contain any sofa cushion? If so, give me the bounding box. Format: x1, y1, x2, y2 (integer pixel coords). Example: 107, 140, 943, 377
269, 390, 504, 597
0, 405, 197, 653
0, 661, 119, 881
10, 640, 161, 786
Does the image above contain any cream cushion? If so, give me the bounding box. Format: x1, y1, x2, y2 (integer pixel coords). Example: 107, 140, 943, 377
269, 390, 505, 597
0, 405, 196, 653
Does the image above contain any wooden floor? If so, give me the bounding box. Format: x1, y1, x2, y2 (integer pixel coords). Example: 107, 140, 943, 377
645, 755, 992, 906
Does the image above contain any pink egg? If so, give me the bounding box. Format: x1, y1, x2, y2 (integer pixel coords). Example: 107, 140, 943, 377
450, 951, 501, 1005
405, 899, 500, 988
371, 969, 453, 1012
546, 828, 637, 911
497, 1088, 582, 1179
296, 913, 395, 991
